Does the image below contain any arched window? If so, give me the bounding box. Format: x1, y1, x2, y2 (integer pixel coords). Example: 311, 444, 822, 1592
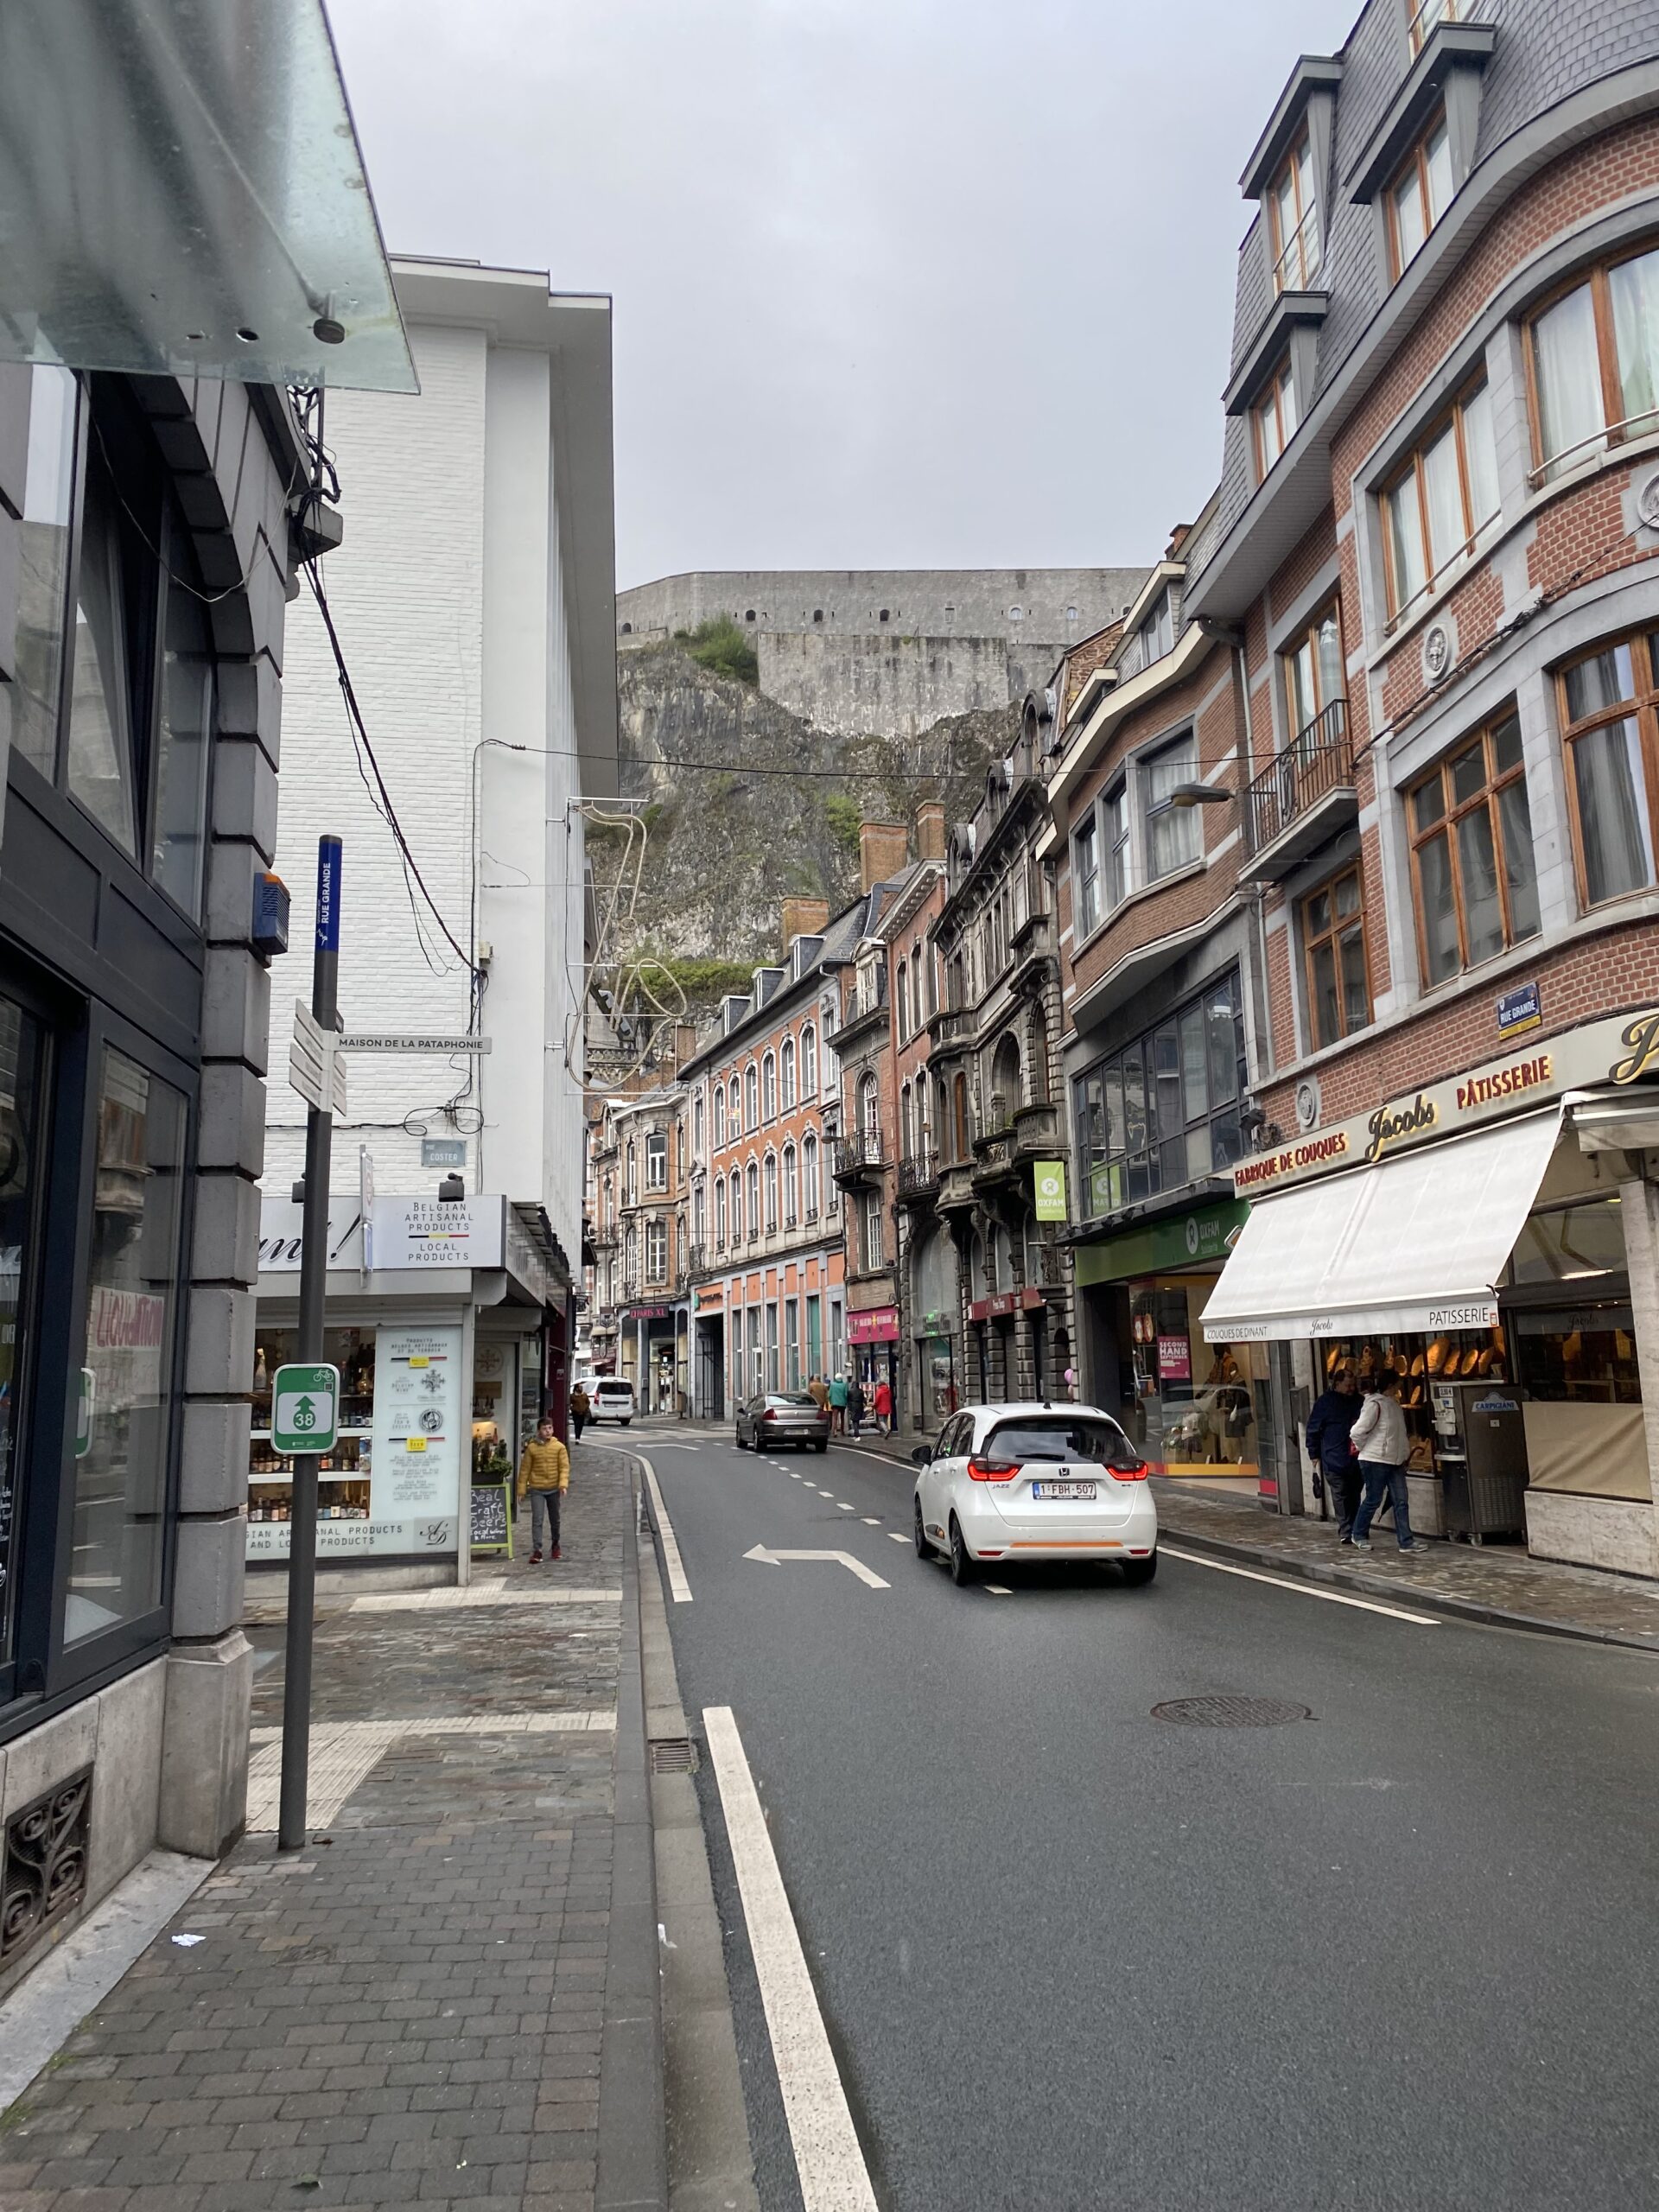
762, 1052, 777, 1120
625, 1221, 638, 1281
953, 1073, 969, 1160
991, 1033, 1021, 1122
783, 1142, 798, 1224
729, 1170, 743, 1243
626, 1141, 638, 1205
900, 1081, 913, 1160
715, 1179, 727, 1248
745, 1064, 759, 1130
896, 960, 908, 1041
780, 1038, 796, 1109
801, 1024, 817, 1096
692, 1185, 705, 1243
802, 1133, 820, 1218
675, 1118, 685, 1178
728, 1077, 741, 1134
693, 1090, 705, 1156
713, 1085, 725, 1147
746, 1160, 760, 1237
859, 1071, 880, 1141
764, 1152, 779, 1231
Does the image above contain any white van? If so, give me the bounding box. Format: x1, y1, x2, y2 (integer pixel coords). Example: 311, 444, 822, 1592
591, 1378, 635, 1427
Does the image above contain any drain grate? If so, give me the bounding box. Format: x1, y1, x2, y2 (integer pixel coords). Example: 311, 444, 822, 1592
649, 1737, 700, 1774
1152, 1695, 1312, 1728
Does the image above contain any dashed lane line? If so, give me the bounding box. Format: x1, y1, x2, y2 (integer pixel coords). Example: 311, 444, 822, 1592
861, 1517, 881, 1526
1160, 1545, 1441, 1624
837, 1503, 856, 1512
983, 1585, 1014, 1595
887, 1533, 908, 1544
704, 1707, 880, 2212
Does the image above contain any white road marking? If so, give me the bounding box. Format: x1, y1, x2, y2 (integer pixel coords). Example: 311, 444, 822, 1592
744, 1544, 890, 1589
1160, 1546, 1441, 1624
887, 1532, 908, 1544
639, 1452, 693, 1603
861, 1517, 881, 1526
790, 1471, 803, 1480
703, 1707, 879, 2212
983, 1584, 1014, 1596
836, 1503, 855, 1512
650, 1442, 702, 1452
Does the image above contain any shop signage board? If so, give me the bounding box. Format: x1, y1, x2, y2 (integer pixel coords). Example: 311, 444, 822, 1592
370, 1195, 507, 1270
1033, 1161, 1068, 1222
1230, 1005, 1659, 1198
248, 1516, 457, 1562
422, 1138, 467, 1167
847, 1306, 900, 1344
370, 1325, 463, 1551
270, 1363, 340, 1454
340, 1033, 493, 1054
469, 1481, 513, 1555
967, 1287, 1045, 1322
1072, 1199, 1249, 1288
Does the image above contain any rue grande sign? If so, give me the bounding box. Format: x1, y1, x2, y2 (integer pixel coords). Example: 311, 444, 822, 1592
1231, 1005, 1659, 1198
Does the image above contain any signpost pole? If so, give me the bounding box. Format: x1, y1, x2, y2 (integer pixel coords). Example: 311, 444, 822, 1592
279, 836, 343, 1852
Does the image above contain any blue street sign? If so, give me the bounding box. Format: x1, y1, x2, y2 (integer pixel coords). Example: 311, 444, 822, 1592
315, 836, 343, 953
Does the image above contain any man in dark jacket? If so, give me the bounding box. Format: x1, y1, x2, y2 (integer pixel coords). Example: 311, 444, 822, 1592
1305, 1368, 1363, 1544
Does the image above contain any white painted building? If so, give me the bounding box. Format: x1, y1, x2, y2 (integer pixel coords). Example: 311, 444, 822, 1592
252, 259, 616, 1566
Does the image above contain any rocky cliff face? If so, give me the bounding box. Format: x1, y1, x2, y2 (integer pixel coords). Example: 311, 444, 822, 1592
601, 639, 1015, 1014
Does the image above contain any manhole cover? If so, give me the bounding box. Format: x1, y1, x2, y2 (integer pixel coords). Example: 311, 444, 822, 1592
1152, 1695, 1312, 1728
649, 1738, 699, 1774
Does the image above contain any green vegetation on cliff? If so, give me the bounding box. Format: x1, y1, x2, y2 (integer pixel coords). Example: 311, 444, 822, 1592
673, 614, 760, 686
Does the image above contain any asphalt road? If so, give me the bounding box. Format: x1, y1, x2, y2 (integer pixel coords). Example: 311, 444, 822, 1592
641, 1421, 1659, 2212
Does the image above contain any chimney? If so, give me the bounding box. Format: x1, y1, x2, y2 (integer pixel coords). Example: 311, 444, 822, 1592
915, 800, 946, 863
673, 1023, 698, 1073
859, 818, 909, 894
781, 897, 831, 951
1166, 521, 1193, 559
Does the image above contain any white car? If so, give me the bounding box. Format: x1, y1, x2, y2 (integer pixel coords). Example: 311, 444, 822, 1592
589, 1378, 635, 1427
912, 1402, 1158, 1586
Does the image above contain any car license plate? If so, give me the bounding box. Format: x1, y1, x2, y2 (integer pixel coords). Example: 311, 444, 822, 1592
1031, 1480, 1096, 1501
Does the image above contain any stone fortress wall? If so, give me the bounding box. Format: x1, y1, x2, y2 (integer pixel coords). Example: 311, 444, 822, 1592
615, 568, 1147, 741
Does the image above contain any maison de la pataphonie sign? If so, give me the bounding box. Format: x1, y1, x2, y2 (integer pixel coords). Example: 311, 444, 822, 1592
1230, 1006, 1659, 1199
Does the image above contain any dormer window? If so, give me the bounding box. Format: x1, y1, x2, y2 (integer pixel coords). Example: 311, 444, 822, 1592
1387, 109, 1453, 276
1268, 130, 1321, 294
1408, 0, 1456, 56
1252, 357, 1300, 476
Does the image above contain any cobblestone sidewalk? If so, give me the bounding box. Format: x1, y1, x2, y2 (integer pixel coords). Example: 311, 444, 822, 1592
1154, 1479, 1659, 1650
0, 1441, 663, 2211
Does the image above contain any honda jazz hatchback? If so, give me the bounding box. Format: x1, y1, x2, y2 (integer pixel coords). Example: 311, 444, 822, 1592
912, 1402, 1157, 1586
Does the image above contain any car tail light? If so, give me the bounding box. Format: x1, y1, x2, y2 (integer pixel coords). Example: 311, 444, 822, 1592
761, 1408, 777, 1423
967, 1455, 1018, 1483
1111, 1459, 1150, 1482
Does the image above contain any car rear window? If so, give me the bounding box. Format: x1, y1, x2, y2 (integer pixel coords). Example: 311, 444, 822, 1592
769, 1393, 819, 1408
597, 1382, 632, 1397
985, 1417, 1141, 1469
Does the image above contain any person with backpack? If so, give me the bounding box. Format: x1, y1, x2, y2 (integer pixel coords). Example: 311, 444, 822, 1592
517, 1416, 570, 1564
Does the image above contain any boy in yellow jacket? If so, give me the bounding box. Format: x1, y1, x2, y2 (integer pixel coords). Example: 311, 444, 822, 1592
518, 1417, 570, 1564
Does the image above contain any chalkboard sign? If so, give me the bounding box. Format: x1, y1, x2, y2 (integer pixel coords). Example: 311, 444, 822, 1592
470, 1480, 513, 1556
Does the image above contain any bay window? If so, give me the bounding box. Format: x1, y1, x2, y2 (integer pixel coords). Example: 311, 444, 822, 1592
1268, 130, 1321, 294
1146, 734, 1201, 879
1529, 242, 1659, 483
1104, 783, 1130, 911
1300, 864, 1371, 1049
1073, 970, 1249, 1217
1554, 631, 1659, 906
1073, 811, 1101, 938
1408, 709, 1540, 984
1380, 381, 1499, 622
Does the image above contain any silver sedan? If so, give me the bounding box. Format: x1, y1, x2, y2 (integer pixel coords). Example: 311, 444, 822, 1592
735, 1390, 832, 1452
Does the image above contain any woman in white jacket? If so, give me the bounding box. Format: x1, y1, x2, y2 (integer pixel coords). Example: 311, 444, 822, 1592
1349, 1381, 1428, 1553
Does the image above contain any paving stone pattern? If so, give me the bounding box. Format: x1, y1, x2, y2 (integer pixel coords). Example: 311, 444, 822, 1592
0, 1442, 639, 2211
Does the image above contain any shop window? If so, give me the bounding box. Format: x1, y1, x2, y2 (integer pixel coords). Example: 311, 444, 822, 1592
12, 366, 79, 784
1074, 969, 1248, 1217
1386, 110, 1454, 277
1268, 129, 1322, 295
1528, 240, 1659, 484
1252, 353, 1299, 477
1073, 810, 1101, 937
1145, 733, 1201, 879
1300, 864, 1371, 1049
66, 1048, 187, 1648
0, 996, 48, 1688
1554, 630, 1659, 906
1510, 1198, 1627, 1290
1281, 600, 1345, 741
1408, 709, 1540, 984
1379, 380, 1499, 625
645, 1128, 667, 1190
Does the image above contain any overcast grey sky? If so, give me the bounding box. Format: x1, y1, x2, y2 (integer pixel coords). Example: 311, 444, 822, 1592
330, 0, 1353, 588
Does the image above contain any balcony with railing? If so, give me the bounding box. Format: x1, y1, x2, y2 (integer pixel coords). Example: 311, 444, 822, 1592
832, 1127, 887, 1186
1241, 697, 1357, 883
896, 1149, 940, 1206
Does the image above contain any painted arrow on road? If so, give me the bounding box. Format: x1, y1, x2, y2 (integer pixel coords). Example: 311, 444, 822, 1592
743, 1544, 890, 1589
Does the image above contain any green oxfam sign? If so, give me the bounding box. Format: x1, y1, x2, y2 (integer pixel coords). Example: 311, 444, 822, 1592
271, 1362, 340, 1454
1033, 1161, 1068, 1222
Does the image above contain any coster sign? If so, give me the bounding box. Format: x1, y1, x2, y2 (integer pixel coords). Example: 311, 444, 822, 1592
1230, 1006, 1659, 1196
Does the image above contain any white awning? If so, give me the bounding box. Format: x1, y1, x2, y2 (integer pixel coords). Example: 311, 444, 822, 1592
1201, 1107, 1565, 1343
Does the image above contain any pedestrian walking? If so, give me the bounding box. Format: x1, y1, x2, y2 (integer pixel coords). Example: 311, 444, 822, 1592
569, 1382, 589, 1442
848, 1374, 864, 1438
828, 1372, 849, 1434
1306, 1366, 1363, 1543
517, 1415, 570, 1565
1349, 1378, 1427, 1553
873, 1375, 893, 1436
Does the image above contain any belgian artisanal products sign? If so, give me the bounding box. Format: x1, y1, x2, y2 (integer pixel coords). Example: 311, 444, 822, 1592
1231, 1007, 1659, 1197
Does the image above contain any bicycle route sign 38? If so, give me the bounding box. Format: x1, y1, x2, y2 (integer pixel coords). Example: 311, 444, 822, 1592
271, 1363, 340, 1454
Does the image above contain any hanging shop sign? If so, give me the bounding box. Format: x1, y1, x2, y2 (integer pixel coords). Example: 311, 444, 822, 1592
372, 1195, 507, 1270
847, 1306, 901, 1344
967, 1287, 1045, 1322
1033, 1161, 1068, 1222
1230, 1005, 1659, 1198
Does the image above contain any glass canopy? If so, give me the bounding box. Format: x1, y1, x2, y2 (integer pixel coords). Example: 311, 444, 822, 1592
0, 0, 416, 391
